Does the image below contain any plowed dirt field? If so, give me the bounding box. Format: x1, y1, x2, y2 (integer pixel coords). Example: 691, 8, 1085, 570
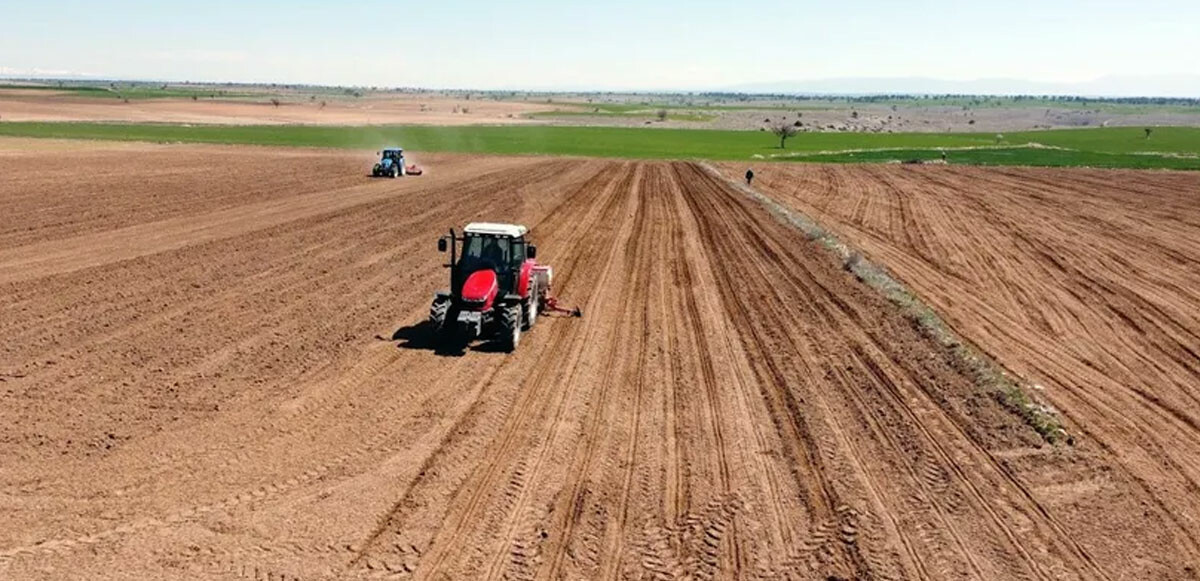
0, 142, 1192, 580
725, 162, 1200, 578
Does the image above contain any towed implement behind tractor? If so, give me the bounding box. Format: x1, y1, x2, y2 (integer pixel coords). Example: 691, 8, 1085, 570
430, 223, 580, 352
372, 147, 423, 177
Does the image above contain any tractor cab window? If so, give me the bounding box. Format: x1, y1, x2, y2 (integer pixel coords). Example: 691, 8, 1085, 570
461, 235, 512, 272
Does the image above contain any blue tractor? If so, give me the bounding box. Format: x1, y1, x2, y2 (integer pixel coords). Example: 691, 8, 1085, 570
372, 147, 422, 177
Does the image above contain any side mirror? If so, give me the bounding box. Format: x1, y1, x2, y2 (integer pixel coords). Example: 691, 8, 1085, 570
527, 244, 537, 259
438, 238, 447, 252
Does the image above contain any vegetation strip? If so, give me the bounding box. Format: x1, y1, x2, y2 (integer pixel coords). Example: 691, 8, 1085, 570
0, 122, 1196, 169
697, 162, 1067, 443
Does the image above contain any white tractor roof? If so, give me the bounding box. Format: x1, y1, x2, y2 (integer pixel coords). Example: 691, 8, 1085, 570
464, 222, 528, 237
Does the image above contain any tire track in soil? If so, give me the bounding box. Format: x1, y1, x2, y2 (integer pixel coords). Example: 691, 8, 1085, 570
523, 164, 650, 581
186, 160, 617, 579
659, 165, 833, 578
343, 163, 635, 577
673, 163, 884, 581
0, 158, 581, 505
413, 166, 638, 579
0, 354, 504, 569
680, 162, 1108, 580
0, 157, 537, 285
728, 161, 1200, 577
0, 154, 602, 578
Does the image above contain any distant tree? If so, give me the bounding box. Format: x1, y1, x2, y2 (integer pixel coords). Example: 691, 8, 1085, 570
995, 133, 1004, 144
851, 110, 859, 119
319, 100, 327, 109
656, 109, 668, 121
191, 95, 198, 101
1145, 127, 1153, 139
771, 120, 799, 149
270, 98, 281, 108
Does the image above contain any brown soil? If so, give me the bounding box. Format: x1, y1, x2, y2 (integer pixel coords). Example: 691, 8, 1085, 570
0, 143, 1189, 579
725, 161, 1200, 578
0, 92, 551, 125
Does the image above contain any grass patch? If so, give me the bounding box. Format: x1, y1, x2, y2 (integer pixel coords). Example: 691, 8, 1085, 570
0, 83, 113, 96
699, 162, 1067, 443
105, 87, 260, 100
0, 83, 259, 100
0, 122, 1196, 170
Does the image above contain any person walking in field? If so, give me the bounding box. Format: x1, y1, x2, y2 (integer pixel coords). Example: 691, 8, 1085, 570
745, 168, 755, 185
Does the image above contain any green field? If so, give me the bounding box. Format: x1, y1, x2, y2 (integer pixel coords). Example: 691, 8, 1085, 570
0, 83, 260, 100
0, 122, 1197, 169
0, 83, 113, 96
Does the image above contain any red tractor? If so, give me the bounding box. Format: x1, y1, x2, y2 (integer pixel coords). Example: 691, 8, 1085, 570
429, 223, 579, 351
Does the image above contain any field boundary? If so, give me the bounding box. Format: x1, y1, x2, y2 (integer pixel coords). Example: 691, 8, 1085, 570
696, 161, 1067, 443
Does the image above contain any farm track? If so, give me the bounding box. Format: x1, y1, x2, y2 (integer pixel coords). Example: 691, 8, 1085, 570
0, 144, 1187, 579
727, 161, 1200, 579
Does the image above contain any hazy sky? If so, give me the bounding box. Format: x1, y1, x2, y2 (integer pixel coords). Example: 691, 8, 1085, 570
1, 0, 1197, 91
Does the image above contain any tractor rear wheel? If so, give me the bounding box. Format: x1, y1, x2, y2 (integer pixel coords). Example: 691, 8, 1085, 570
499, 303, 522, 352
523, 285, 538, 330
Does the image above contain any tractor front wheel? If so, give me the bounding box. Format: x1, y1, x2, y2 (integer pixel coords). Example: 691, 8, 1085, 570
499, 303, 522, 352
429, 297, 452, 345
430, 298, 449, 329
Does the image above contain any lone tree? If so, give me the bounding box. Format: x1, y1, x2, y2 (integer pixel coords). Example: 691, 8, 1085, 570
270, 98, 281, 108
1145, 127, 1153, 139
656, 109, 668, 122
771, 120, 799, 149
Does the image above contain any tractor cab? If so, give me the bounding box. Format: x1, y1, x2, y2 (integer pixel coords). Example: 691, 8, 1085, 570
455, 223, 534, 295
381, 148, 404, 163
